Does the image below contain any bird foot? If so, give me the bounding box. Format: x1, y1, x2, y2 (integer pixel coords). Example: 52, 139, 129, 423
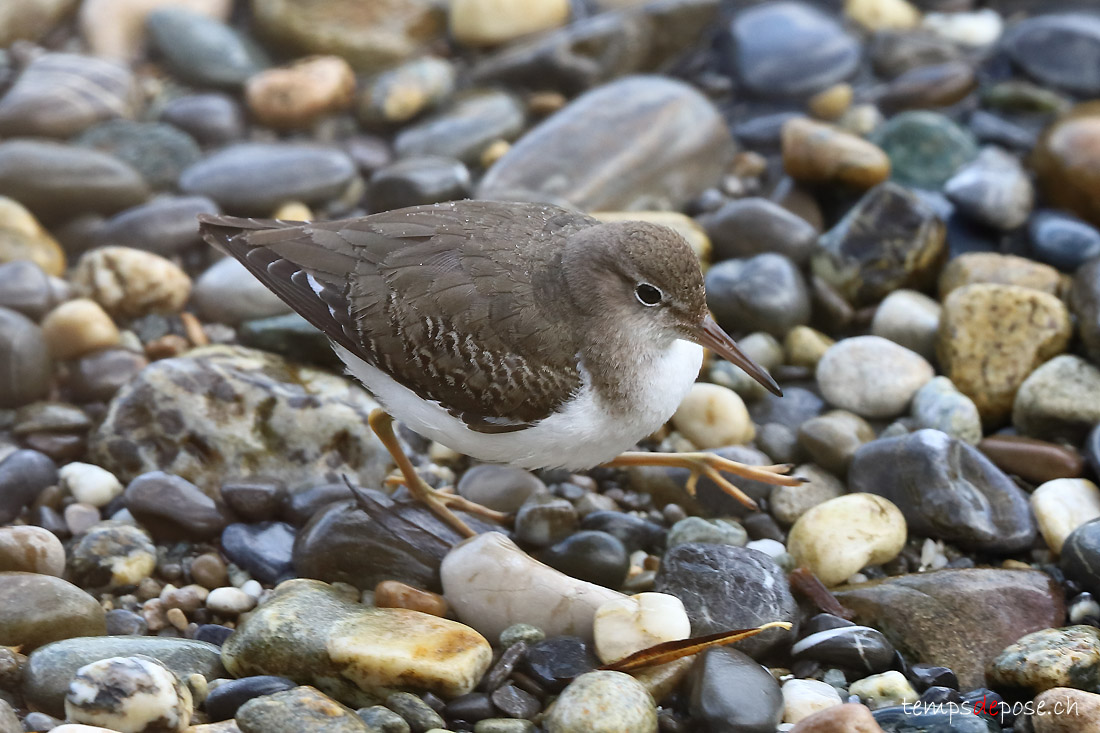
383, 474, 510, 524
602, 451, 803, 511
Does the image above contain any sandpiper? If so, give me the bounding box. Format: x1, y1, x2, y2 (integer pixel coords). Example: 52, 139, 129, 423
199, 201, 799, 536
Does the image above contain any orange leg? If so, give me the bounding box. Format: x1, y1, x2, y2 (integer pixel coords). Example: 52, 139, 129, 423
369, 409, 508, 538
602, 451, 803, 511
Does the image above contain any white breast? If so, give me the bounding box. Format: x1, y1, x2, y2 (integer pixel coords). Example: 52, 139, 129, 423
334, 339, 703, 471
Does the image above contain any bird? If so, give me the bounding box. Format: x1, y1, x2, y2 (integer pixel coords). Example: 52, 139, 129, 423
198, 200, 800, 537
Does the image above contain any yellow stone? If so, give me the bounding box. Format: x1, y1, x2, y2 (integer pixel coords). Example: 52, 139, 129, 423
245, 55, 356, 130
450, 0, 570, 46
592, 211, 711, 262
788, 493, 907, 586
808, 83, 853, 121
672, 382, 754, 449
73, 247, 191, 319
845, 0, 921, 31
781, 117, 890, 190
272, 201, 314, 221
0, 196, 66, 276
938, 284, 1071, 425
938, 252, 1064, 299
41, 298, 120, 361
785, 326, 834, 368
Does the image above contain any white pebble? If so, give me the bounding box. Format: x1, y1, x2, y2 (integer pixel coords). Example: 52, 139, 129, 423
66, 656, 193, 732
848, 670, 918, 709
1031, 479, 1100, 555
870, 290, 941, 362
816, 336, 933, 418
782, 678, 842, 723
593, 593, 691, 664
787, 494, 907, 586
922, 9, 1003, 47
240, 579, 264, 599
60, 462, 123, 507
672, 382, 754, 448
746, 538, 787, 558
206, 587, 257, 615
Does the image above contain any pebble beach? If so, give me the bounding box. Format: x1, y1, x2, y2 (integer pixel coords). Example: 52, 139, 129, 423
2, 0, 1100, 732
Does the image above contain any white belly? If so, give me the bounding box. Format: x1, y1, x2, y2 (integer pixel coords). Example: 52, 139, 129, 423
334, 340, 703, 470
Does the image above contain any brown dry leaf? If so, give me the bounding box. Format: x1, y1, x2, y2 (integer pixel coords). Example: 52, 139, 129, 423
600, 621, 794, 673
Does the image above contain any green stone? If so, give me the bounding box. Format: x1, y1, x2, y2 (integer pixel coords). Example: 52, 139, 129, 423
871, 111, 978, 190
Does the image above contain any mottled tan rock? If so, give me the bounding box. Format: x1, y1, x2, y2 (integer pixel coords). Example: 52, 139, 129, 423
73, 247, 191, 319
246, 56, 356, 130
789, 703, 885, 733
782, 117, 890, 190
223, 579, 492, 706
450, 0, 570, 46
1032, 687, 1100, 733
0, 196, 66, 276
592, 211, 710, 262
938, 284, 1071, 425
0, 525, 65, 576
236, 686, 367, 733
80, 0, 231, 59
939, 252, 1063, 299
41, 299, 120, 361
988, 625, 1100, 694
0, 572, 106, 650
788, 494, 907, 586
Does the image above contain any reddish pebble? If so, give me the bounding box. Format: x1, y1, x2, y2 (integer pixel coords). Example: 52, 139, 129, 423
375, 580, 449, 617
789, 702, 885, 732
979, 435, 1084, 484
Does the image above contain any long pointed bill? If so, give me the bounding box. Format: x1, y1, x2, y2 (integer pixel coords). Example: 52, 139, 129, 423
692, 315, 782, 397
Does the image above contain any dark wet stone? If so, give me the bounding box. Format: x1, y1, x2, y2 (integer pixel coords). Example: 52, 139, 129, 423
195, 624, 234, 646
689, 647, 782, 733
63, 348, 148, 404
385, 691, 444, 732
159, 93, 246, 146
24, 635, 224, 717
237, 313, 338, 368
124, 470, 233, 540
969, 109, 1040, 152
812, 182, 947, 307
470, 0, 720, 95
791, 615, 896, 674
908, 664, 958, 692
876, 61, 977, 114
1073, 258, 1100, 366
222, 521, 296, 585
369, 156, 471, 212
697, 197, 818, 265
206, 675, 298, 721
1088, 423, 1100, 478
293, 490, 494, 593
237, 685, 370, 733
393, 91, 525, 165
104, 608, 148, 636
456, 464, 546, 514
478, 75, 734, 212
536, 531, 629, 589
706, 253, 810, 338
729, 1, 859, 98
0, 139, 149, 222
0, 260, 58, 321
654, 543, 798, 658
834, 568, 1064, 689
523, 636, 598, 693
869, 29, 963, 79
1029, 210, 1100, 272
76, 119, 201, 190
1061, 520, 1100, 596
281, 482, 353, 525
850, 430, 1035, 553
490, 685, 540, 719
579, 511, 667, 554
0, 306, 51, 406
0, 572, 105, 652
96, 195, 218, 257
180, 143, 357, 215
445, 691, 496, 722
0, 52, 135, 138
147, 7, 269, 88
873, 705, 999, 732
221, 478, 285, 523
0, 449, 57, 524
1002, 13, 1100, 97
871, 111, 978, 190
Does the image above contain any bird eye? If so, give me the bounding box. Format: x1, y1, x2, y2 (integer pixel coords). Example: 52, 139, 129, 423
635, 282, 663, 306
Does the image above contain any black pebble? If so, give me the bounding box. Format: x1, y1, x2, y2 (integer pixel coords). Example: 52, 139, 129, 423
523, 637, 598, 692
206, 675, 297, 721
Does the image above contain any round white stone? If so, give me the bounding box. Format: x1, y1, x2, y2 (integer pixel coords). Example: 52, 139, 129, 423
65, 656, 193, 733
745, 538, 787, 559
782, 678, 843, 723
816, 335, 934, 418
60, 462, 123, 507
870, 289, 941, 361
1031, 479, 1100, 555
206, 586, 256, 615
787, 493, 907, 586
672, 382, 754, 449
922, 8, 1003, 47
593, 592, 691, 664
